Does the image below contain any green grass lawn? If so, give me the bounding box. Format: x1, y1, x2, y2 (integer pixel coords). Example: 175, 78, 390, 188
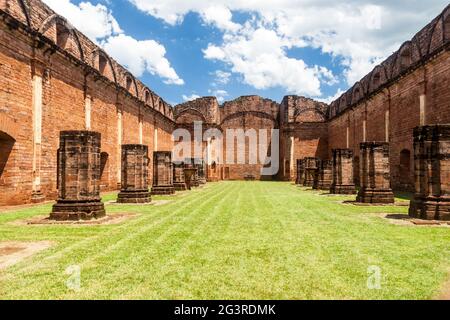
0, 181, 449, 300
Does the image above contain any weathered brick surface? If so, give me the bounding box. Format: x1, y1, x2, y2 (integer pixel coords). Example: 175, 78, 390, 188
151, 151, 174, 195
296, 159, 305, 185
173, 161, 187, 191
303, 157, 320, 187
117, 144, 151, 204
357, 142, 395, 204
330, 149, 356, 194
313, 160, 333, 190
51, 131, 105, 220
409, 125, 450, 220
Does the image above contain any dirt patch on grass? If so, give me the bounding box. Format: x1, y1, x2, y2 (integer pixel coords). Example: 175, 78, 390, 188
342, 200, 409, 207
105, 199, 173, 206
377, 213, 450, 227
11, 213, 139, 226
436, 278, 450, 300
0, 241, 53, 270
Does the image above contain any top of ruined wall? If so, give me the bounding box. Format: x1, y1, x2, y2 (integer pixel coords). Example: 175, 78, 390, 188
280, 96, 328, 124
0, 0, 174, 121
174, 95, 280, 126
328, 4, 450, 119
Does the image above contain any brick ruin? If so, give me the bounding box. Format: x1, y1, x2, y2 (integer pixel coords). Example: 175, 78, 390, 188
357, 142, 395, 204
117, 144, 151, 204
313, 160, 333, 191
330, 149, 357, 195
151, 151, 175, 195
303, 157, 320, 187
409, 125, 450, 220
296, 159, 305, 185
51, 131, 105, 221
0, 0, 449, 220
173, 161, 187, 191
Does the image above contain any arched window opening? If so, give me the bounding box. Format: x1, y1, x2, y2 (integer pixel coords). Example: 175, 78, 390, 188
145, 91, 150, 105
99, 54, 107, 76
56, 22, 70, 49
399, 149, 411, 188
354, 156, 360, 187
0, 131, 15, 185
400, 49, 411, 70
100, 152, 109, 190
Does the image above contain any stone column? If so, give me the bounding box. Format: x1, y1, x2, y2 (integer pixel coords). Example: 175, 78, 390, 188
409, 125, 450, 220
303, 157, 319, 187
330, 149, 356, 194
173, 161, 187, 191
314, 160, 333, 190
196, 158, 207, 185
296, 159, 305, 185
51, 131, 105, 221
186, 158, 200, 187
151, 151, 175, 195
117, 144, 151, 203
357, 142, 394, 203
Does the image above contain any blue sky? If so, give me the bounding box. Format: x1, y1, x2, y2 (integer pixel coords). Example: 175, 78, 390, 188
43, 0, 448, 106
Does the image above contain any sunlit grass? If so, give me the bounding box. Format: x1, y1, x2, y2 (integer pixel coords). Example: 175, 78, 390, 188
0, 181, 448, 300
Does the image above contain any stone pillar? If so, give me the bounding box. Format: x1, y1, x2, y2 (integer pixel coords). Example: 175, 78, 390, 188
196, 158, 207, 185
51, 131, 105, 221
186, 158, 200, 187
117, 144, 151, 203
296, 159, 305, 185
151, 151, 175, 195
173, 161, 187, 191
409, 125, 450, 221
357, 142, 394, 204
314, 160, 333, 190
303, 157, 319, 187
330, 149, 356, 194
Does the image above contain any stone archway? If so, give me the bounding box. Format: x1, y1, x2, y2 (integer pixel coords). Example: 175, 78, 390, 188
0, 131, 15, 185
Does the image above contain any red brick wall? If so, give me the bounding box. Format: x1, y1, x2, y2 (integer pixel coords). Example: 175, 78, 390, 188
0, 1, 175, 206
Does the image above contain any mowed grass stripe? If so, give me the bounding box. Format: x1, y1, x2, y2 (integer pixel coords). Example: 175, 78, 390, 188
0, 181, 449, 299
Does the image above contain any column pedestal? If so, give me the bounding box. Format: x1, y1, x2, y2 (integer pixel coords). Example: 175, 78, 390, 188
409, 125, 450, 220
51, 131, 105, 221
330, 149, 356, 195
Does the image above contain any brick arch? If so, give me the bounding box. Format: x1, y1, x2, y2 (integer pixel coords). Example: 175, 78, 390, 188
351, 82, 364, 105
142, 88, 152, 106
39, 14, 85, 62
0, 113, 19, 139
123, 72, 138, 98
91, 49, 117, 84
175, 108, 207, 123
220, 111, 277, 126
294, 107, 326, 123
426, 16, 442, 55
444, 6, 450, 41
5, 0, 31, 27
369, 65, 388, 92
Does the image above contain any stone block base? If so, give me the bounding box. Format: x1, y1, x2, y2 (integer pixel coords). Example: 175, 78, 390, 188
330, 185, 356, 195
198, 178, 207, 185
31, 191, 46, 203
357, 189, 395, 204
117, 191, 151, 204
174, 182, 187, 191
314, 181, 332, 190
409, 197, 450, 221
51, 201, 106, 221
151, 186, 175, 195
207, 177, 219, 182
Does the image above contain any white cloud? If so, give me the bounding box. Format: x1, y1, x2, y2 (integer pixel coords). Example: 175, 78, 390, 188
128, 0, 448, 96
317, 89, 345, 104
43, 0, 184, 86
182, 94, 201, 102
209, 89, 229, 103
43, 0, 122, 40
212, 70, 231, 85
102, 34, 184, 85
